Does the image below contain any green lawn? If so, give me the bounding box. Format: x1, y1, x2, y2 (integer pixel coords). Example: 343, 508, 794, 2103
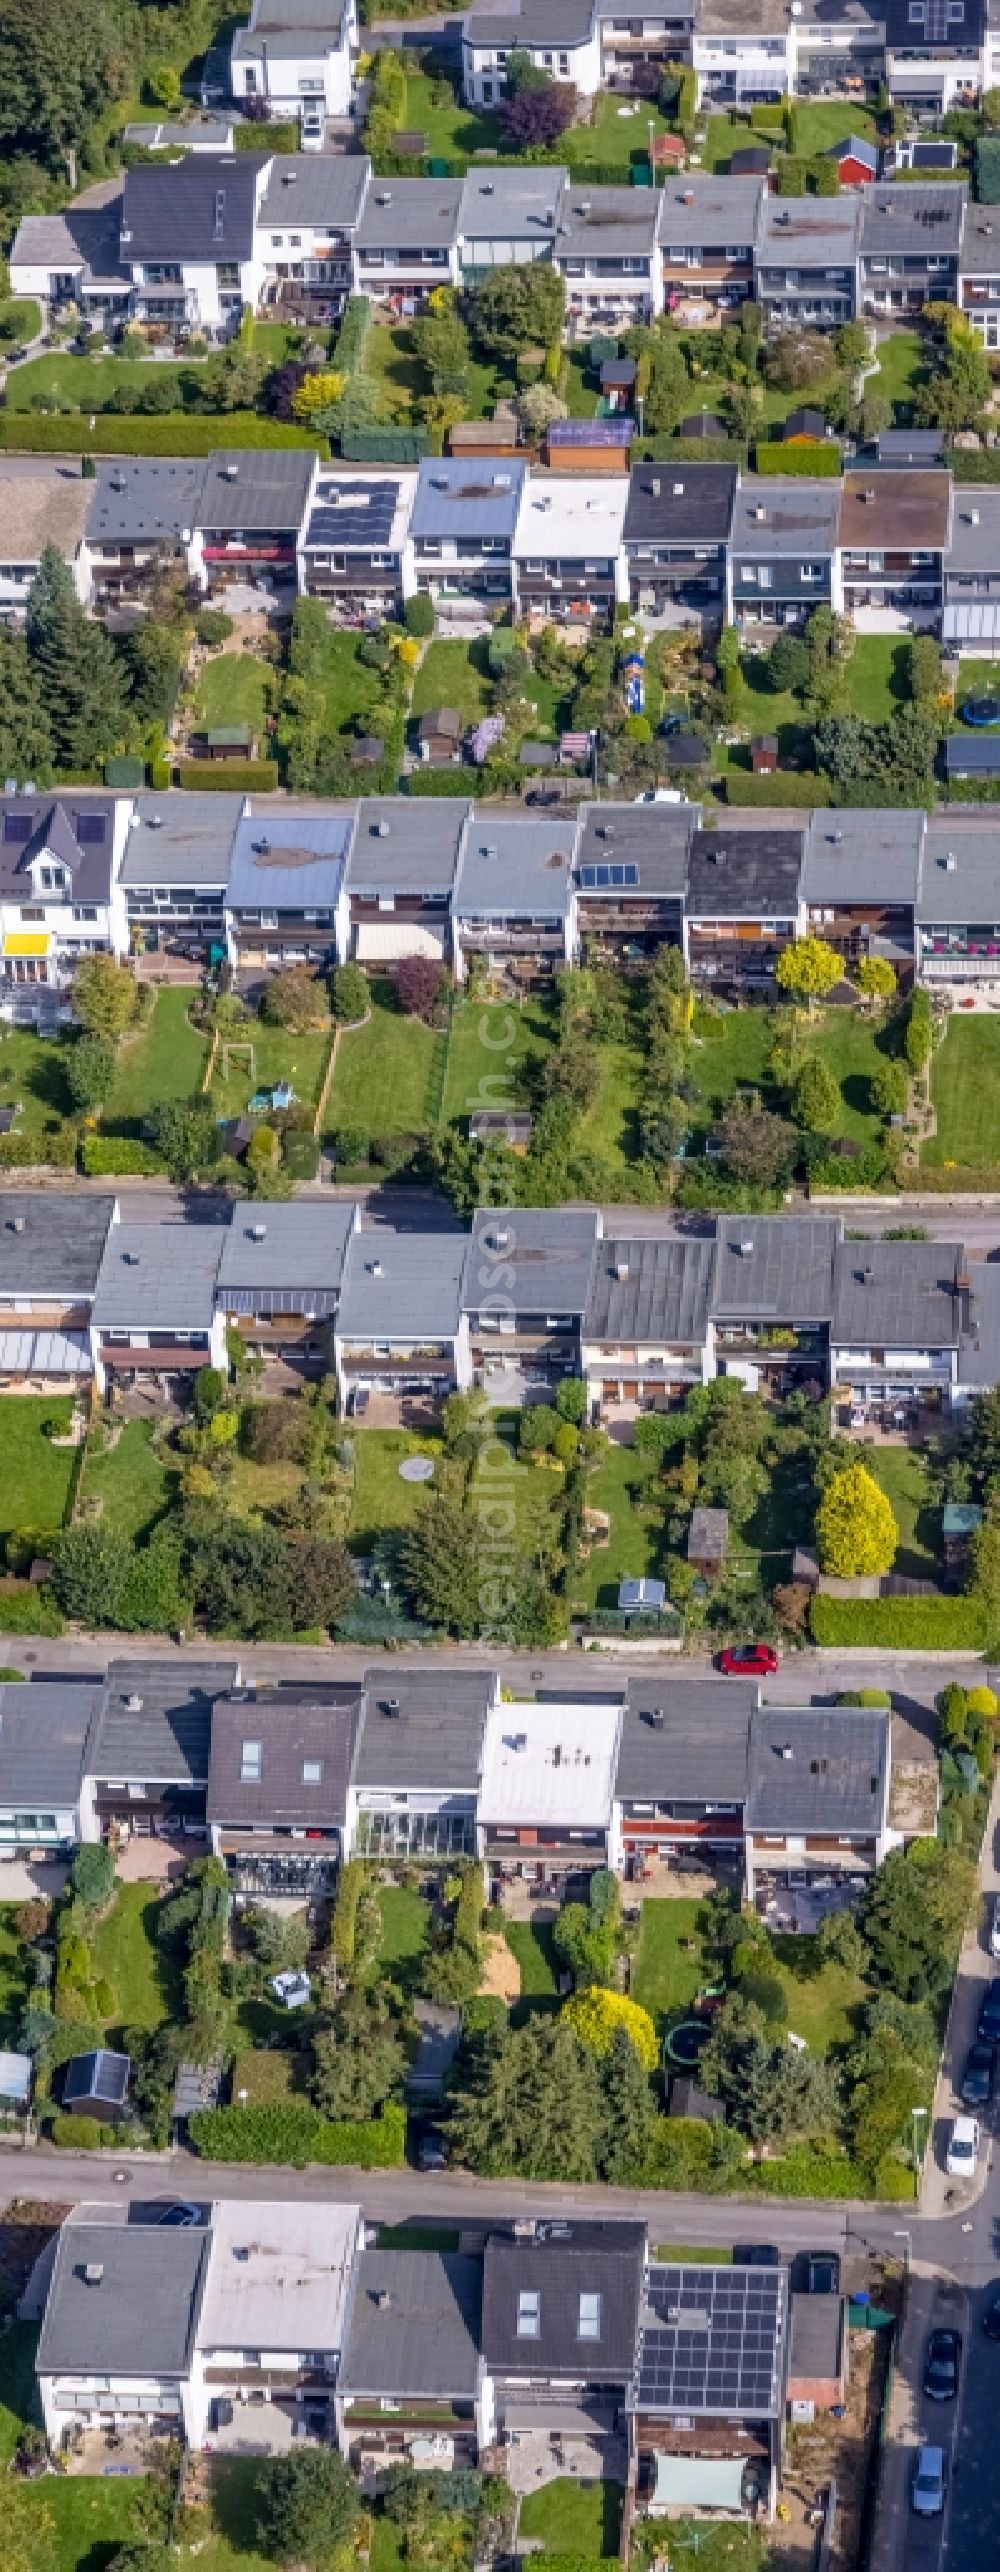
924, 1016, 1000, 1165
0, 2323, 155, 2570
5, 351, 195, 410
564, 91, 674, 177
764, 1935, 868, 2057
194, 653, 271, 738
0, 1024, 76, 1136
197, 2459, 274, 2572
0, 299, 41, 348
89, 1882, 181, 2043
0, 1397, 77, 1542
469, 1428, 565, 1568
848, 634, 914, 723
791, 100, 877, 154
376, 2222, 461, 2249
348, 1429, 440, 1552
106, 988, 209, 1128
867, 328, 928, 420
571, 1440, 664, 1615
504, 1917, 560, 2024
411, 636, 492, 725
952, 661, 1000, 728
365, 318, 507, 426
686, 1003, 773, 1132
576, 1034, 646, 1175
369, 2521, 406, 2572
867, 1446, 940, 1581
210, 1023, 331, 1117
378, 1884, 433, 1972
686, 1001, 885, 1149
326, 981, 446, 1143
519, 2477, 623, 2560
397, 66, 505, 162
82, 1420, 176, 1541
633, 1899, 711, 2027
442, 991, 553, 1127
0, 1906, 33, 2048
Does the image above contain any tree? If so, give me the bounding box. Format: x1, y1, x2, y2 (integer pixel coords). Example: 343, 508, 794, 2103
51, 1522, 128, 1624
718, 1098, 798, 1189
116, 1525, 188, 1635
396, 955, 447, 1022
553, 1903, 618, 1989
563, 1987, 658, 2068
834, 319, 870, 372
0, 627, 52, 783
405, 593, 435, 638
505, 45, 554, 89
555, 1375, 588, 1426
401, 1497, 484, 1636
71, 954, 138, 1043
870, 1058, 908, 1117
775, 935, 842, 1005
641, 318, 689, 435
412, 296, 472, 400
916, 320, 991, 433
253, 2448, 359, 2568
817, 1907, 868, 1976
193, 1368, 227, 1425
66, 1033, 116, 1111
502, 81, 577, 145
470, 264, 565, 360
448, 2016, 605, 2180
816, 1463, 898, 1577
261, 966, 329, 1031
286, 1536, 355, 1633
855, 957, 897, 1004
766, 327, 835, 393
862, 1839, 975, 2007
117, 621, 183, 730
791, 1055, 840, 1133
26, 543, 126, 770
517, 382, 568, 436
0, 0, 121, 171
331, 963, 369, 1025
716, 622, 741, 699
143, 1097, 220, 1183
904, 986, 933, 1073
765, 632, 811, 695
71, 1842, 115, 1907
908, 633, 942, 712
598, 2024, 657, 2184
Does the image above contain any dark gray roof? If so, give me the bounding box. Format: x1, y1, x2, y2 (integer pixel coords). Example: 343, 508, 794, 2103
358, 177, 463, 253
464, 0, 595, 42
730, 479, 840, 556
686, 826, 804, 919
658, 172, 765, 248
92, 1659, 238, 1786
62, 2048, 130, 2109
258, 155, 368, 231
195, 448, 316, 534
86, 457, 203, 546
584, 1235, 714, 1344
0, 1193, 115, 1299
556, 185, 659, 262
93, 1222, 227, 1331
945, 734, 1000, 777
758, 196, 862, 265
410, 456, 526, 543
346, 797, 469, 894
122, 792, 242, 888
207, 1684, 363, 1827
121, 156, 263, 263
802, 808, 923, 905
919, 812, 1000, 919
483, 2222, 645, 2378
790, 2291, 844, 2380
747, 1704, 888, 1835
0, 795, 117, 905
960, 203, 1000, 274
0, 1680, 103, 1807
37, 2220, 208, 2378
455, 816, 577, 919
574, 802, 695, 896
618, 1679, 755, 1803
959, 1263, 1000, 1384
337, 1230, 466, 1341
712, 1216, 840, 1322
624, 461, 737, 548
831, 1236, 964, 1348
875, 428, 945, 462
465, 1208, 599, 1319
634, 2262, 787, 2421
352, 1667, 493, 1792
339, 2249, 482, 2397
861, 182, 965, 260
217, 1203, 356, 1297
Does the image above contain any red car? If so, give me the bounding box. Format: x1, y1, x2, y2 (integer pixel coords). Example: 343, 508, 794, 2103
718, 1643, 780, 1677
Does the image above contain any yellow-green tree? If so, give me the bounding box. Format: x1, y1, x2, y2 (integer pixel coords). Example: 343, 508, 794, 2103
816, 1464, 898, 1579
563, 1987, 657, 2070
854, 957, 896, 1003
775, 935, 842, 1007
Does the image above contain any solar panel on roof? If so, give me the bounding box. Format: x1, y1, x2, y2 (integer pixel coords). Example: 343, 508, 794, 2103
548, 418, 633, 446
578, 862, 639, 888
635, 2266, 783, 2416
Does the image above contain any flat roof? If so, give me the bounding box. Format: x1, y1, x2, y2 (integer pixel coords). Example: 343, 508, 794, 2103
93, 1221, 227, 1331
831, 1234, 964, 1348
339, 2248, 482, 2397
686, 824, 804, 919
574, 801, 695, 895
465, 1207, 599, 1318
337, 1229, 466, 1340
352, 1667, 494, 1793
207, 1684, 363, 1828
0, 1680, 103, 1808
747, 1704, 888, 1835
658, 172, 765, 247
619, 1678, 755, 1803
357, 176, 463, 252
0, 1192, 115, 1299
712, 1214, 840, 1322
513, 476, 627, 560
198, 2199, 360, 2355
86, 456, 202, 546
38, 2221, 208, 2378
479, 1697, 621, 1828
410, 455, 526, 542
624, 460, 737, 547
454, 815, 578, 918
919, 812, 1000, 917
226, 809, 351, 910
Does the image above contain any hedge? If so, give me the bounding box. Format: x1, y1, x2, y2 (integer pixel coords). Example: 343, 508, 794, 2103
330, 1856, 366, 1971
0, 1582, 64, 1635
724, 771, 832, 806
235, 120, 298, 152
0, 1126, 77, 1166
405, 767, 476, 796
80, 1135, 164, 1176
176, 759, 278, 793
331, 295, 372, 377
50, 2114, 115, 2148
947, 446, 1000, 480
0, 414, 326, 457
188, 2100, 407, 2166
810, 1594, 989, 1649
753, 441, 842, 476
636, 437, 747, 464
946, 777, 1000, 801
341, 428, 430, 465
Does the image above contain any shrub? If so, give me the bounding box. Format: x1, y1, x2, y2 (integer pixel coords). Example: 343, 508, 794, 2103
196, 610, 234, 646
404, 767, 476, 796
80, 1136, 164, 1176
50, 2114, 109, 2148
405, 593, 435, 637
0, 1583, 64, 1635
332, 963, 370, 1024
0, 414, 324, 456
176, 760, 278, 793
754, 441, 842, 476
810, 1595, 989, 1648
188, 2100, 406, 2165
330, 1857, 367, 1973
0, 1126, 77, 1168
562, 1988, 657, 2068
71, 1844, 115, 1908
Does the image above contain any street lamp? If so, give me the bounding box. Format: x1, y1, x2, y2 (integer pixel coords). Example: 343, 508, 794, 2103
911, 2104, 929, 2202
892, 2226, 911, 2276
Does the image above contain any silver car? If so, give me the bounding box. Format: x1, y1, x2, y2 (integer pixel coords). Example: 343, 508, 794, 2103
911, 2447, 946, 2518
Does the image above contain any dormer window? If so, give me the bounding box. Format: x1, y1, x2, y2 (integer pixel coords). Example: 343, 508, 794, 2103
517, 2288, 540, 2338
240, 1739, 262, 1783
578, 2292, 602, 2340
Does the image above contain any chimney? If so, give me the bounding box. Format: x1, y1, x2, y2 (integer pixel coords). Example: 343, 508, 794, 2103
10, 1216, 24, 1234
615, 1259, 629, 1281
125, 1692, 143, 1713
83, 2263, 104, 2285
250, 1222, 267, 1240
382, 1697, 400, 1716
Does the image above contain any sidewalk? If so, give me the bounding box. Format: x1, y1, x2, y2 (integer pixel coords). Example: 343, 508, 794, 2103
922, 1767, 1000, 2226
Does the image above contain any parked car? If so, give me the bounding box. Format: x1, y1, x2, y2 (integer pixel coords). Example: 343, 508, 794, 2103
978, 1979, 1000, 2044
806, 2251, 841, 2295
989, 1895, 1000, 1959
718, 1643, 780, 1677
960, 2040, 995, 2108
982, 2289, 1000, 2341
923, 2326, 961, 2402
945, 2115, 980, 2179
155, 2202, 206, 2229
911, 2447, 947, 2517
416, 2129, 447, 2172
732, 2242, 780, 2267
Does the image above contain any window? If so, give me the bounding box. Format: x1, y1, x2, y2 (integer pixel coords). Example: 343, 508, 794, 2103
578, 2292, 602, 2340
241, 1740, 262, 1783
517, 2289, 540, 2338
302, 1759, 323, 1784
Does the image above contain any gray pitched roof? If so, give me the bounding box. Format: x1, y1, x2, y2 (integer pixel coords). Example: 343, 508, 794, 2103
482, 2222, 645, 2377
946, 733, 1000, 776
624, 460, 738, 548
712, 1214, 839, 1322
93, 1222, 227, 1331
465, 1208, 600, 1319
0, 1680, 103, 1808
345, 797, 470, 894
0, 795, 117, 904
207, 1684, 363, 1827
10, 193, 127, 290
410, 456, 526, 542
861, 182, 965, 259
357, 177, 463, 252
658, 172, 765, 248
619, 1678, 755, 1803
455, 816, 578, 919
584, 1236, 715, 1344
919, 812, 1000, 918
92, 1659, 238, 1786
86, 457, 203, 547
195, 448, 316, 534
352, 1667, 493, 1792
121, 792, 242, 888
730, 478, 841, 555
337, 1230, 466, 1340
121, 157, 263, 263
802, 807, 924, 905
686, 825, 804, 920
830, 1236, 964, 1349
574, 802, 695, 895
0, 1193, 115, 1299
37, 2222, 208, 2378
339, 2248, 482, 2397
946, 486, 1000, 572
258, 155, 368, 229
217, 1202, 356, 1298
556, 185, 659, 261
226, 808, 352, 909
747, 1704, 888, 1835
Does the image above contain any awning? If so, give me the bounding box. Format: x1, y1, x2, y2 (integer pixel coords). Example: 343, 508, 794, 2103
0, 1329, 91, 1377
355, 923, 445, 962
943, 603, 1000, 644
651, 2454, 748, 2512
4, 933, 50, 959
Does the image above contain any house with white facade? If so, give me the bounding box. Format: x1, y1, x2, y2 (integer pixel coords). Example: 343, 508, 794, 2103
828, 1232, 968, 1416
190, 446, 318, 594
452, 813, 580, 982
744, 1704, 893, 1899
512, 474, 629, 623
230, 0, 358, 140
207, 1681, 363, 1894
408, 455, 525, 610
257, 153, 368, 317
458, 167, 566, 282
581, 1233, 716, 1423
478, 1694, 624, 1889
0, 1680, 105, 1859
554, 184, 663, 332
118, 155, 270, 336
89, 1216, 229, 1397
347, 1668, 496, 1861
0, 794, 131, 1001
298, 468, 416, 613
462, 0, 604, 106
334, 1230, 473, 1408
354, 176, 463, 308
0, 1192, 115, 1389
0, 466, 93, 624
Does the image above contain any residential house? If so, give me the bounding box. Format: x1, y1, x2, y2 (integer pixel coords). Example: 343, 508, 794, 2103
659, 173, 765, 316
0, 1679, 104, 1858
337, 2246, 490, 2463
256, 153, 368, 313
118, 155, 270, 336
883, 0, 985, 110
613, 1678, 755, 1878
354, 176, 463, 309
801, 805, 922, 975
191, 447, 318, 595
0, 465, 93, 624
632, 2259, 788, 2520
348, 1667, 495, 1861
692, 0, 793, 103
206, 1681, 364, 1892
9, 193, 131, 325
828, 1230, 967, 1416
755, 195, 862, 329
223, 805, 351, 970
512, 475, 628, 624
215, 1201, 359, 1368
574, 801, 694, 963
683, 824, 806, 985
860, 182, 965, 318
598, 0, 697, 93
916, 811, 1000, 994
118, 790, 240, 955
709, 1212, 838, 1389
334, 1230, 472, 1410
784, 0, 888, 105
461, 0, 604, 107
341, 795, 469, 967
88, 1658, 238, 1845
0, 793, 130, 1002
478, 1693, 623, 1890
298, 470, 416, 613
787, 2293, 847, 2412
837, 468, 952, 626
623, 460, 739, 616
581, 1233, 715, 1421
89, 1217, 228, 1396
230, 0, 358, 139
943, 482, 1000, 645
481, 2220, 645, 2454
458, 166, 565, 281
554, 185, 663, 332
0, 1192, 115, 1386
728, 478, 840, 627
408, 456, 525, 609
956, 199, 1000, 348
744, 1702, 891, 1896
463, 1205, 600, 1400
84, 457, 204, 611
452, 813, 580, 982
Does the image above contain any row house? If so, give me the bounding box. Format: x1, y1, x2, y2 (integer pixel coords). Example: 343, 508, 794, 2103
755, 196, 862, 330
828, 1231, 968, 1418
692, 0, 795, 103
683, 823, 806, 985
207, 1681, 364, 1894
801, 805, 922, 978
223, 806, 351, 972
942, 484, 1000, 649
349, 1668, 496, 1863
744, 1704, 891, 1896
84, 458, 203, 611
859, 180, 965, 317
884, 0, 986, 107
230, 0, 358, 144
355, 176, 463, 312
461, 0, 605, 106
462, 0, 988, 113
512, 476, 629, 624
574, 799, 693, 961
191, 446, 316, 595
837, 465, 951, 624
0, 794, 130, 1003
916, 809, 1000, 997
581, 1232, 716, 1419
632, 2258, 787, 2520
215, 1200, 359, 1369
458, 166, 571, 282
333, 1228, 472, 1408
256, 152, 368, 319
463, 1206, 602, 1403
452, 814, 580, 984
479, 1694, 623, 1890
119, 791, 238, 954
0, 467, 92, 628
89, 1216, 230, 1397
342, 796, 469, 969
0, 1193, 115, 1390
958, 198, 1000, 348
88, 1658, 238, 1846
408, 456, 525, 611
554, 186, 663, 334
624, 461, 738, 615
728, 477, 840, 629
660, 173, 765, 318
298, 468, 416, 613
120, 156, 268, 337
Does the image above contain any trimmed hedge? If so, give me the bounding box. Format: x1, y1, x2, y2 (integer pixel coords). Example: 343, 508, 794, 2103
188, 2100, 407, 2167
810, 1594, 989, 1649
754, 441, 842, 476
947, 446, 1000, 480
235, 119, 298, 152
724, 771, 832, 806
0, 1582, 64, 1635
0, 1126, 76, 1166
405, 767, 476, 796
81, 1135, 164, 1176
176, 758, 278, 793
0, 414, 325, 457
50, 2114, 115, 2148
946, 777, 1000, 801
